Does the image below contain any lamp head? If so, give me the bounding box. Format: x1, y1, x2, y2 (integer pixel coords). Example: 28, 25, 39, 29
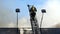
27, 5, 30, 7
16, 8, 20, 13
41, 9, 46, 13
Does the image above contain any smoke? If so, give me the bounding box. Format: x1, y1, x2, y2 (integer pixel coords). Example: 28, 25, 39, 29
51, 23, 60, 28
0, 3, 17, 27
37, 0, 60, 28
18, 17, 31, 28
18, 0, 60, 28
0, 0, 60, 28
0, 9, 17, 27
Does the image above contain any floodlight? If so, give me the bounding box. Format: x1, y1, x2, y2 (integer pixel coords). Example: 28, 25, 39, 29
16, 8, 20, 12
41, 9, 46, 13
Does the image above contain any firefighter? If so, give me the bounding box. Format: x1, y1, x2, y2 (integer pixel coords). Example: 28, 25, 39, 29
29, 5, 37, 20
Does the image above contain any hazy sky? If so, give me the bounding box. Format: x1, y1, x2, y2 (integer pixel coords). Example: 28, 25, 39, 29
0, 0, 60, 28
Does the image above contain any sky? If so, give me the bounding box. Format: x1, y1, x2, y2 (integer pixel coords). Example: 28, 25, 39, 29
0, 0, 60, 28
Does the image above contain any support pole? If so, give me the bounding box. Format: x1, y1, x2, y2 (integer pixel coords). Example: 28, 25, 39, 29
17, 12, 18, 28
40, 9, 46, 34
40, 13, 44, 28
40, 13, 44, 34
15, 8, 20, 34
